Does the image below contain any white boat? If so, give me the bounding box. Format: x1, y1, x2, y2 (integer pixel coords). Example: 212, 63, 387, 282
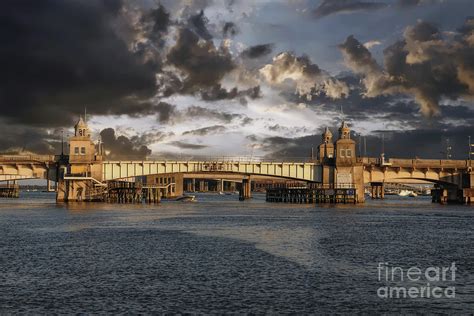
408, 191, 418, 197
398, 190, 411, 197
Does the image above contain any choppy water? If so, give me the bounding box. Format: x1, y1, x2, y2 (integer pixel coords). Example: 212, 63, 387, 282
0, 192, 473, 314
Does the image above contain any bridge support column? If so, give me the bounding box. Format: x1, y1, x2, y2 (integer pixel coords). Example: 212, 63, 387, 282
239, 178, 251, 201
217, 179, 224, 192
199, 180, 205, 192
371, 182, 384, 199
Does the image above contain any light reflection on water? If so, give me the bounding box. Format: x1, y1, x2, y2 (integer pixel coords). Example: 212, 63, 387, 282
0, 192, 473, 313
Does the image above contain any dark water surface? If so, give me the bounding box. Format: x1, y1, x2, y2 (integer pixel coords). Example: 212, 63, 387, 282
1, 192, 473, 314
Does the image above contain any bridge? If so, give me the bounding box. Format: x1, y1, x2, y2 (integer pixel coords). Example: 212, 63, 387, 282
0, 118, 472, 204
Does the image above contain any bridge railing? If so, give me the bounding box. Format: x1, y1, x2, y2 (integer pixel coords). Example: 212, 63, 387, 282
140, 155, 317, 163
0, 155, 56, 162
387, 158, 472, 169
359, 157, 473, 169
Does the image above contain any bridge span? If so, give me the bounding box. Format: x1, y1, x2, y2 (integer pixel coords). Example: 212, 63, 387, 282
101, 160, 319, 182
0, 118, 472, 204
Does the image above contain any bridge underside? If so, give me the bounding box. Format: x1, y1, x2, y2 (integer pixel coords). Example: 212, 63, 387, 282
0, 163, 57, 182
0, 175, 40, 182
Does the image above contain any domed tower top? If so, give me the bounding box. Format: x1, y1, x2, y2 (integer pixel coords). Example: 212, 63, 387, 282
322, 127, 333, 144
74, 116, 90, 138
338, 121, 351, 140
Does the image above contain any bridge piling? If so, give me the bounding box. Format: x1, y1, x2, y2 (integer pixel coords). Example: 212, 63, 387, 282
239, 179, 252, 201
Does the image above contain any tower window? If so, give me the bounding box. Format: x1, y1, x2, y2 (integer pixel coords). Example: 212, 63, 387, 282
74, 147, 79, 155
340, 149, 346, 157
346, 149, 352, 158
81, 147, 86, 155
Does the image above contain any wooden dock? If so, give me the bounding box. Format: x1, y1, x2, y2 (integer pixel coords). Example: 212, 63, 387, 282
0, 184, 20, 198
266, 183, 357, 204
105, 181, 163, 204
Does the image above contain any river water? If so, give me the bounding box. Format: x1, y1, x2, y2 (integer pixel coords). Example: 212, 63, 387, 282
0, 192, 473, 314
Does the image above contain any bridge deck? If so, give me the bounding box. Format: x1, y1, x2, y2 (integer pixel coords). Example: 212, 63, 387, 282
102, 160, 320, 182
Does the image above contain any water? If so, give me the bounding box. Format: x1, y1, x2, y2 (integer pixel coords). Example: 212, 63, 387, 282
1, 192, 473, 313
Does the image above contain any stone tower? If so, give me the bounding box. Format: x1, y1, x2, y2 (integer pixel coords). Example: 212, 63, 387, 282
334, 121, 356, 166
57, 116, 104, 202
318, 127, 334, 161
69, 116, 95, 162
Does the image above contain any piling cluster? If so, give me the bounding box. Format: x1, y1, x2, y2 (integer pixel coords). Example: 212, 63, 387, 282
0, 184, 19, 198
266, 183, 357, 204
104, 181, 161, 204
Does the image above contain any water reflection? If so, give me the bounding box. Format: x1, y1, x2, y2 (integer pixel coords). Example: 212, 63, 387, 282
0, 192, 473, 313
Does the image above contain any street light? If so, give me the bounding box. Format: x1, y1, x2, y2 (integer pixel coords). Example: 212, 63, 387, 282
469, 136, 472, 161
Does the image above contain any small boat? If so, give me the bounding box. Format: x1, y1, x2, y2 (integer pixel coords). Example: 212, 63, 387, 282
398, 190, 411, 197
408, 191, 418, 197
218, 191, 225, 195
175, 195, 196, 202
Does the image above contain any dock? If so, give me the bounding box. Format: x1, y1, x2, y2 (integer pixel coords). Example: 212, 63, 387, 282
266, 183, 357, 204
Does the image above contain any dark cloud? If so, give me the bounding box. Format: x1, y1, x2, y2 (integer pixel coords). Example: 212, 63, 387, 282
100, 128, 152, 160
167, 28, 235, 92
289, 71, 474, 130
313, 0, 388, 18
241, 44, 274, 59
339, 20, 474, 116
168, 141, 208, 150
188, 10, 212, 40
200, 85, 261, 102
223, 22, 239, 37
396, 0, 441, 8
0, 0, 161, 127
266, 123, 473, 160
182, 125, 226, 136
103, 101, 176, 124
0, 123, 62, 154
147, 5, 170, 34
261, 136, 297, 153
183, 106, 242, 123
155, 102, 177, 123
241, 117, 254, 126
130, 130, 173, 146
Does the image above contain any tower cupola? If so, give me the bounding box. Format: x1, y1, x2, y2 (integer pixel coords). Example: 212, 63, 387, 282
338, 121, 351, 140
74, 116, 90, 138
322, 127, 333, 144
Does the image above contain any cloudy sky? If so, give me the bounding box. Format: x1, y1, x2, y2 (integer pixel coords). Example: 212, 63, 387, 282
1, 0, 474, 160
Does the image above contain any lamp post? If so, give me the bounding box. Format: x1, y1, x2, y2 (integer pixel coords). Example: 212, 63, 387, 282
61, 129, 64, 156
469, 136, 472, 161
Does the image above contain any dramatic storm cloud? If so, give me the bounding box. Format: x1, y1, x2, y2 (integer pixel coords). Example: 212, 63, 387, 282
1, 0, 472, 159
167, 22, 234, 92
313, 0, 388, 18
100, 128, 152, 159
339, 19, 474, 116
260, 52, 349, 99
182, 125, 226, 136
241, 44, 274, 59
0, 0, 162, 127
